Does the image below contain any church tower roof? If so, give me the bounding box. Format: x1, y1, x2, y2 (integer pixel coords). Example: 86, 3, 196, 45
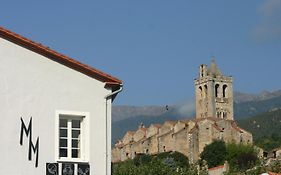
208, 59, 222, 77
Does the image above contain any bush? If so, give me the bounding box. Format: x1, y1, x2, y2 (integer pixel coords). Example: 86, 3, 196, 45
200, 140, 227, 168
156, 151, 189, 169
112, 152, 198, 175
133, 153, 152, 166
226, 143, 258, 172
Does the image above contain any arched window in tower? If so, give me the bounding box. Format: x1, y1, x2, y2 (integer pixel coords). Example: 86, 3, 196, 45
223, 84, 228, 98
215, 84, 219, 97
216, 112, 220, 118
199, 86, 203, 98
204, 84, 208, 98
223, 112, 227, 119
200, 65, 204, 77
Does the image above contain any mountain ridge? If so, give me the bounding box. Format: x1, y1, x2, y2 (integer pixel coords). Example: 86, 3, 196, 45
112, 90, 281, 144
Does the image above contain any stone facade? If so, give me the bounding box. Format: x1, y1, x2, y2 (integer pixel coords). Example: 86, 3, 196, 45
194, 60, 233, 120
112, 60, 253, 163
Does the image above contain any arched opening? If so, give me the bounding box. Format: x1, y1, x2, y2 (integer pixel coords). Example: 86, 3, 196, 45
223, 85, 228, 98
216, 112, 220, 118
204, 84, 208, 98
215, 84, 219, 97
223, 112, 227, 119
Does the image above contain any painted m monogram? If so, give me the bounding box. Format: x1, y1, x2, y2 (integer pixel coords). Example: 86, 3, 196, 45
20, 117, 39, 167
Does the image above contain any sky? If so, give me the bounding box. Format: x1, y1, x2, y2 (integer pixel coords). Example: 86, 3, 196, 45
1, 0, 281, 105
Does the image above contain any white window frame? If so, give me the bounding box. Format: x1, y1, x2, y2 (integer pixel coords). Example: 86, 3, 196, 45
55, 110, 90, 163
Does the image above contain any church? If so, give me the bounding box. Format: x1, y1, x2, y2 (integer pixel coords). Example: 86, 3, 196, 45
112, 60, 252, 163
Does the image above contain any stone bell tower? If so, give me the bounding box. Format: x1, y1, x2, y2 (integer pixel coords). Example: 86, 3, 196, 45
194, 60, 233, 120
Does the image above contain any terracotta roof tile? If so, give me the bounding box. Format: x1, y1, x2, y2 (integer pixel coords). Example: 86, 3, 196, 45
152, 124, 162, 128
165, 120, 177, 125
125, 131, 135, 136
269, 172, 281, 175
212, 123, 222, 132
158, 129, 174, 137
139, 128, 147, 132
179, 119, 191, 124
231, 121, 243, 133
0, 26, 122, 87
208, 165, 224, 171
188, 124, 198, 134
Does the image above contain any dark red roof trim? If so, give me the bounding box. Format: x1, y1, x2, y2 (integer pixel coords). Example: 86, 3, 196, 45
208, 165, 224, 171
0, 27, 122, 87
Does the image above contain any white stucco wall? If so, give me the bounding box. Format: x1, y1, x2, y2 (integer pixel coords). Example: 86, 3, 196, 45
0, 38, 113, 175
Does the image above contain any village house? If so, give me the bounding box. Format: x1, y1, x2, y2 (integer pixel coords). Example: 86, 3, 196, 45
0, 27, 122, 175
112, 60, 252, 163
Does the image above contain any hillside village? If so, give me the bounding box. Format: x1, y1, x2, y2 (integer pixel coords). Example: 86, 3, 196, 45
112, 61, 281, 175
112, 61, 253, 163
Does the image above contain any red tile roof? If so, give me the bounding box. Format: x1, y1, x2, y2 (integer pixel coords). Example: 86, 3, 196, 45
125, 131, 135, 136
138, 128, 147, 133
152, 124, 162, 129
269, 172, 281, 175
188, 124, 198, 134
212, 123, 223, 132
164, 120, 177, 126
231, 121, 243, 133
0, 26, 122, 87
179, 119, 191, 124
208, 165, 224, 171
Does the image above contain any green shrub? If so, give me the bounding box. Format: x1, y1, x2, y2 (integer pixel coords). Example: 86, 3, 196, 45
200, 140, 227, 168
226, 143, 258, 171
112, 152, 193, 175
133, 153, 152, 166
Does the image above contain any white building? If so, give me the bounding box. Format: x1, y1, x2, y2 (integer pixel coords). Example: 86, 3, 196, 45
0, 27, 123, 175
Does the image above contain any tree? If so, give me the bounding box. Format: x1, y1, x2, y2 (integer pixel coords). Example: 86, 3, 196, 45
256, 133, 281, 151
112, 152, 194, 175
200, 140, 227, 168
226, 143, 258, 172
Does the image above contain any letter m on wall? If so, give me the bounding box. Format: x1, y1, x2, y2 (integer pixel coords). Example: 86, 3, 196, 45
20, 117, 39, 167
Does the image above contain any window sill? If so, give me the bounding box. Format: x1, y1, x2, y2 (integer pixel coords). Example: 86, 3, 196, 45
56, 158, 89, 164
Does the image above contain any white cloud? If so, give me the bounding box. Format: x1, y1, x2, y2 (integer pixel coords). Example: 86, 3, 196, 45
252, 0, 281, 42
175, 99, 195, 117
258, 0, 281, 16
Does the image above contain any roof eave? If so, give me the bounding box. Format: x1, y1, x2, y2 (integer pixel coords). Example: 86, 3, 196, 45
0, 26, 122, 86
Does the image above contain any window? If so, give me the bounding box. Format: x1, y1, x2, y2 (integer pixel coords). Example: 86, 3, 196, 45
59, 117, 82, 159
223, 112, 227, 119
216, 112, 220, 118
56, 111, 89, 162
199, 86, 203, 98
223, 85, 228, 98
215, 84, 219, 97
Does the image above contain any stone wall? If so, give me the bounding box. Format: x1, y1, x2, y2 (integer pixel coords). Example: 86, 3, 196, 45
112, 118, 253, 163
